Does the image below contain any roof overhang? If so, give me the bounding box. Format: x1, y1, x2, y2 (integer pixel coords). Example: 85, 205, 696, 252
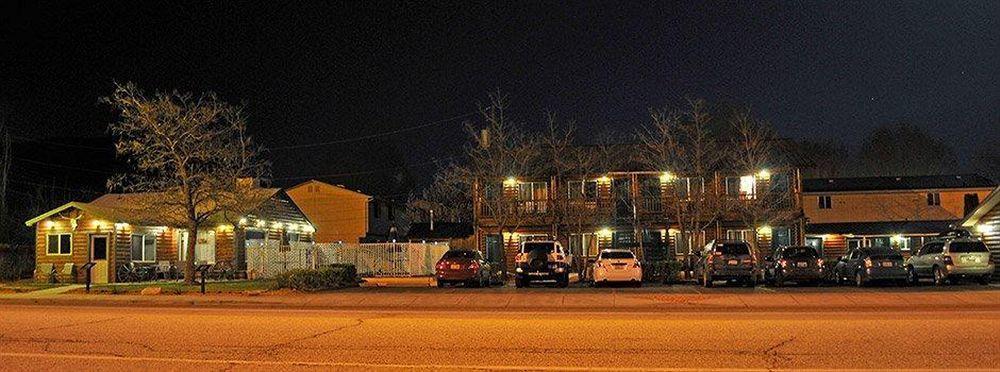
960, 186, 1000, 227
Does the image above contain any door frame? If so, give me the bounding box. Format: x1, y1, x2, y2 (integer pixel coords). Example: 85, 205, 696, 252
89, 233, 111, 284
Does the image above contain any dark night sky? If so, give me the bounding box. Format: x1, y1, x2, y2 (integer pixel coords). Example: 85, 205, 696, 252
2, 1, 998, 193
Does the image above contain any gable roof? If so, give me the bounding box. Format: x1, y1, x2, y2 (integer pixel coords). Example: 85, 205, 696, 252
960, 186, 1000, 227
287, 179, 371, 198
802, 174, 996, 193
25, 188, 312, 228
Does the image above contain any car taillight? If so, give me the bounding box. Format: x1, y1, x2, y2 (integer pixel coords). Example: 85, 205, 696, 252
742, 258, 753, 264
633, 261, 641, 268
515, 253, 524, 261
469, 263, 480, 270
778, 259, 787, 268
864, 258, 873, 268
707, 255, 715, 264
942, 256, 953, 265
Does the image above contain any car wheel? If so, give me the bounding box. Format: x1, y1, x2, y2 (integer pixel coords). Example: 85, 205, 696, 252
514, 278, 525, 288
933, 266, 947, 286
774, 276, 783, 287
855, 272, 865, 287
466, 279, 479, 288
978, 275, 991, 285
437, 280, 446, 288
558, 274, 569, 288
906, 266, 918, 285
703, 273, 713, 288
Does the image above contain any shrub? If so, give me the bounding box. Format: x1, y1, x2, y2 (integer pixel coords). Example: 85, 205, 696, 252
642, 259, 683, 283
274, 264, 359, 292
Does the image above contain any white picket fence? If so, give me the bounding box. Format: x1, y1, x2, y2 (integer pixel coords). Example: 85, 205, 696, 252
246, 242, 450, 278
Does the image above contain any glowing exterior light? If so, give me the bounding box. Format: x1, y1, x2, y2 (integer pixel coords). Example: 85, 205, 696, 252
44, 220, 55, 229
256, 220, 266, 228
238, 218, 248, 226
597, 175, 611, 183
503, 177, 518, 186
659, 172, 675, 183
756, 169, 771, 180
114, 222, 129, 230
757, 225, 772, 235
976, 224, 995, 234
597, 227, 612, 238
890, 234, 904, 242
272, 222, 283, 229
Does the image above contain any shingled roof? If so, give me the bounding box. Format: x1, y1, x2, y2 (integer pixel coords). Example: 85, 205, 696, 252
802, 174, 996, 193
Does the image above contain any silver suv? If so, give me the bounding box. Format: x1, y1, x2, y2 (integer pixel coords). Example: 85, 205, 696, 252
905, 238, 993, 285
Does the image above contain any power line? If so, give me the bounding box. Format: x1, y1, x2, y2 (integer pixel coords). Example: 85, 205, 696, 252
11, 135, 114, 151
268, 112, 476, 150
13, 157, 114, 174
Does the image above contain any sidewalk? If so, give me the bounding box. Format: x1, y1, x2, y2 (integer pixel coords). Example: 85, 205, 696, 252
2, 286, 998, 312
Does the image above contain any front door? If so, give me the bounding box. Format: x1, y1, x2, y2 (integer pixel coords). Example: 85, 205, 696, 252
90, 235, 109, 284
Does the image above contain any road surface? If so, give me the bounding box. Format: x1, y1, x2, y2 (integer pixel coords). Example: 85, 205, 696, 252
0, 303, 997, 371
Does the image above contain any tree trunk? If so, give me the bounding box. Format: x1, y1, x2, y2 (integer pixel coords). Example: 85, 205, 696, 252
184, 227, 199, 285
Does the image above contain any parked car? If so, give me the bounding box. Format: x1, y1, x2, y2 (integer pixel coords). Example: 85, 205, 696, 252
592, 249, 642, 287
905, 238, 993, 285
695, 240, 758, 287
764, 246, 824, 286
832, 247, 907, 287
435, 250, 492, 287
514, 241, 572, 288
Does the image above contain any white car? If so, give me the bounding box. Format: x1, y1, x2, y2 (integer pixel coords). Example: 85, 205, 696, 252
592, 249, 642, 287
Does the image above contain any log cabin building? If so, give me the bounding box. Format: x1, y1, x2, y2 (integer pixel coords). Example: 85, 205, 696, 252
25, 188, 314, 284
959, 185, 1000, 277
473, 168, 805, 272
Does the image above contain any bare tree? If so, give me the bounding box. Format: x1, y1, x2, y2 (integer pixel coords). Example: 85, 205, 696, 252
638, 100, 725, 266
406, 163, 473, 224
726, 108, 792, 254
456, 90, 541, 272
105, 82, 269, 283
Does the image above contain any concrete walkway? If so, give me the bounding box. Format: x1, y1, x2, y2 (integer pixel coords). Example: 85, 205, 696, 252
0, 285, 84, 299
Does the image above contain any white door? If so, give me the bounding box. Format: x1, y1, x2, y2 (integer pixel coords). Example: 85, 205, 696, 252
195, 230, 216, 264
90, 235, 109, 284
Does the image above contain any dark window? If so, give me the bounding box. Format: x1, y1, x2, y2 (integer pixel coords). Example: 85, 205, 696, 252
926, 192, 941, 206
522, 242, 555, 254
782, 246, 818, 258
715, 243, 750, 255
818, 195, 832, 209
91, 236, 108, 260
567, 180, 598, 199
131, 234, 156, 262
948, 241, 988, 253
372, 201, 381, 218
599, 251, 635, 259
47, 233, 72, 255
964, 194, 980, 216
245, 230, 266, 240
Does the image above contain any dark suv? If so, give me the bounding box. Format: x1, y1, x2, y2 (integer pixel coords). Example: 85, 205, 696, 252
514, 241, 572, 288
695, 240, 758, 287
764, 246, 825, 286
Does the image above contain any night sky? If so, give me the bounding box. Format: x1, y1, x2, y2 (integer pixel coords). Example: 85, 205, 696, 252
2, 1, 998, 193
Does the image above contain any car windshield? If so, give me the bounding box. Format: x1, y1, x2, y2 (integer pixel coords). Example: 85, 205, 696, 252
949, 241, 989, 253
442, 250, 477, 259
716, 243, 750, 255
783, 247, 817, 258
522, 242, 555, 254
600, 251, 634, 259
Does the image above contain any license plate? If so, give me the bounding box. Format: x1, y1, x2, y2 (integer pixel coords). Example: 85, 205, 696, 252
881, 261, 893, 268
529, 272, 547, 276
727, 259, 738, 265
450, 264, 461, 270
796, 262, 808, 268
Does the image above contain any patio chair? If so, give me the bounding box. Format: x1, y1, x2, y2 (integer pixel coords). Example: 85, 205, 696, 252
59, 263, 75, 283
36, 263, 55, 283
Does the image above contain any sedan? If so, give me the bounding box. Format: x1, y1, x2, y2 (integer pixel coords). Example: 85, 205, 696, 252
833, 247, 908, 287
435, 250, 491, 287
592, 249, 642, 287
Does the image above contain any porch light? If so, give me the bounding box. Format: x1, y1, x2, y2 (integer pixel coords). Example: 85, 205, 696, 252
597, 227, 612, 238
114, 222, 129, 230
597, 175, 611, 183
256, 220, 266, 228
659, 172, 675, 183
890, 234, 904, 242
757, 225, 772, 235
977, 224, 995, 234
272, 222, 283, 229
756, 169, 771, 180
503, 176, 518, 186
44, 220, 55, 229
238, 217, 247, 226
92, 220, 106, 230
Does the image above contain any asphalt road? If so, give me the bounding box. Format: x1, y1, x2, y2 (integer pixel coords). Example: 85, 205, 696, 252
1, 302, 997, 371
